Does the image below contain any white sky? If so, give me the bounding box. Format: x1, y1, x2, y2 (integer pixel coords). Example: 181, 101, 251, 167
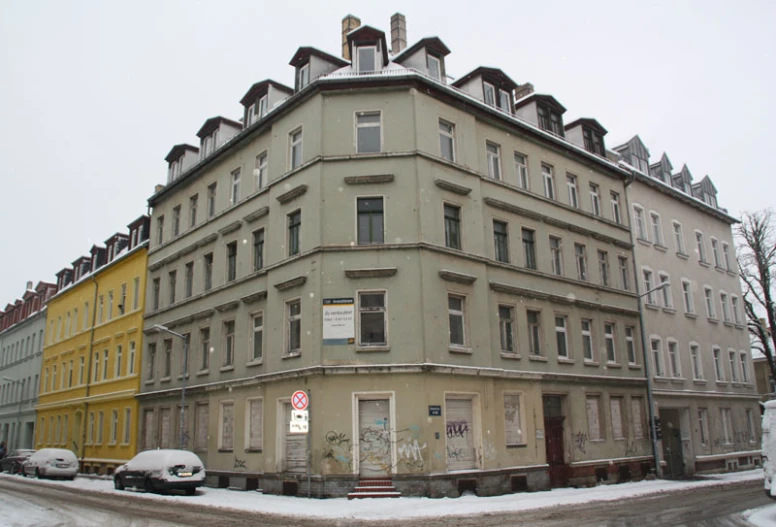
1, 0, 774, 305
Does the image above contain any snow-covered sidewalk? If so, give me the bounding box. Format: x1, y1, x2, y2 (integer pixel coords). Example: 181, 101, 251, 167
1, 469, 773, 522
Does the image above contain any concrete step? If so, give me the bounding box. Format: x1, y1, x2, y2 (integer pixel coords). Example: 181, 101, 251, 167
347, 490, 402, 499
347, 479, 401, 499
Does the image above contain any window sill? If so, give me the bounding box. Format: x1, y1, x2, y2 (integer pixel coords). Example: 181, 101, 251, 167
176, 374, 191, 381
669, 376, 686, 383
160, 376, 172, 383
707, 317, 719, 324
506, 443, 528, 448
219, 365, 235, 372
500, 352, 521, 360
449, 346, 472, 355
217, 449, 234, 453
662, 307, 676, 314
246, 359, 264, 367
636, 238, 652, 247
684, 312, 698, 319
557, 357, 575, 365
144, 379, 155, 386
244, 448, 263, 453
606, 361, 622, 368
653, 376, 670, 382
528, 354, 548, 362
356, 346, 391, 353
196, 369, 210, 377
644, 303, 660, 311
282, 352, 301, 360
693, 379, 707, 385
108, 441, 117, 447
734, 323, 746, 330
583, 359, 599, 366
726, 270, 738, 277
628, 363, 641, 370
676, 252, 689, 260
699, 261, 711, 268
715, 380, 729, 386
654, 244, 669, 252
723, 321, 734, 327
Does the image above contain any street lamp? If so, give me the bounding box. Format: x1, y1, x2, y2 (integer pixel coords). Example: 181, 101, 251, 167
3, 377, 24, 451
151, 324, 189, 450
636, 281, 671, 478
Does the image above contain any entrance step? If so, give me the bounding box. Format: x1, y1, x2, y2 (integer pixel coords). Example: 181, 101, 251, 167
347, 479, 401, 499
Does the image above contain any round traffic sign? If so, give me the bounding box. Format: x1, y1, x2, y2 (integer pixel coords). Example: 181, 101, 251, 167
292, 390, 308, 410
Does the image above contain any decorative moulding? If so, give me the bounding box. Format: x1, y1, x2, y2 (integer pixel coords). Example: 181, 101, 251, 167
274, 276, 307, 291
438, 269, 477, 284
218, 221, 242, 236
344, 267, 398, 279
276, 184, 308, 204
215, 300, 239, 313
344, 174, 395, 185
434, 178, 472, 196
243, 206, 270, 224
197, 233, 218, 248
241, 290, 268, 304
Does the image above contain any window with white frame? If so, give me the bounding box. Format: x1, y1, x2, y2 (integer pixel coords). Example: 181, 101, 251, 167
740, 352, 750, 383
649, 212, 662, 246
498, 89, 511, 113
448, 294, 466, 348
618, 256, 630, 291
555, 316, 568, 358
439, 120, 455, 161
672, 221, 686, 254
659, 273, 672, 308
598, 250, 610, 287
504, 393, 524, 446
486, 142, 501, 180
625, 326, 636, 365
682, 280, 695, 313
731, 295, 741, 324
223, 321, 235, 367
258, 94, 268, 118
172, 206, 181, 237
246, 398, 263, 451
610, 191, 621, 223
704, 286, 716, 319
289, 128, 303, 170
667, 340, 681, 378
427, 53, 441, 80
720, 408, 732, 444
722, 242, 732, 271
720, 292, 730, 322
514, 152, 529, 190
359, 291, 387, 347
297, 63, 310, 89
604, 323, 616, 362
746, 408, 756, 443
575, 243, 587, 281
550, 236, 563, 276
542, 164, 555, 200
163, 340, 172, 378
698, 408, 709, 445
651, 338, 664, 377
230, 168, 241, 205
207, 183, 217, 218
195, 403, 208, 452
711, 238, 721, 268
586, 395, 603, 441
589, 183, 601, 216
123, 408, 131, 444
499, 305, 515, 353
582, 319, 594, 361
690, 343, 703, 380
566, 174, 579, 208
115, 345, 123, 378
633, 206, 647, 241
713, 347, 724, 381
483, 82, 496, 106
643, 269, 656, 305
255, 152, 268, 190
357, 197, 384, 245
728, 350, 739, 382
356, 111, 381, 153
287, 299, 301, 355
444, 203, 461, 250
252, 313, 263, 362
695, 231, 707, 263
610, 397, 625, 440
527, 310, 542, 356
111, 410, 118, 444
219, 401, 234, 451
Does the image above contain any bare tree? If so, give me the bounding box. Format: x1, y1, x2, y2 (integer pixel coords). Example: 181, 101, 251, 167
737, 209, 776, 384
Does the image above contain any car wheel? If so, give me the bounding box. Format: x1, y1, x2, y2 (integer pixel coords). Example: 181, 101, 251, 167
185, 487, 196, 496
35, 468, 42, 479
114, 476, 124, 490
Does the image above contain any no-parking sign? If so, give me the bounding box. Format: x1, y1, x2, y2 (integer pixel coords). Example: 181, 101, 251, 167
292, 390, 309, 411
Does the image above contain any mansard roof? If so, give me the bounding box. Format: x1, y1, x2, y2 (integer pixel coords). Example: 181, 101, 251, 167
452, 66, 519, 91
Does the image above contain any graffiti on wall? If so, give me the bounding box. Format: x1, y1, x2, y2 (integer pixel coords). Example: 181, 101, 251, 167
573, 431, 588, 454
321, 424, 428, 473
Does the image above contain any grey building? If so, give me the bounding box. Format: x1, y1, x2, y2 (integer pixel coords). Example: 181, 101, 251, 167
0, 281, 57, 451
139, 14, 654, 498
613, 136, 761, 477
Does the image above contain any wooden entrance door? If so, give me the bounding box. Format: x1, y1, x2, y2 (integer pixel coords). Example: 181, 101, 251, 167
358, 399, 391, 477
543, 395, 568, 487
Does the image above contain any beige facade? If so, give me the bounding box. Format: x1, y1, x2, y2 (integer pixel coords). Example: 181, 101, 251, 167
140, 19, 655, 497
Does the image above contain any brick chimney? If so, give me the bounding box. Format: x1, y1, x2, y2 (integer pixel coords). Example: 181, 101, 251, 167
390, 13, 407, 54
154, 184, 165, 193
26, 281, 33, 291
514, 82, 535, 101
341, 14, 361, 61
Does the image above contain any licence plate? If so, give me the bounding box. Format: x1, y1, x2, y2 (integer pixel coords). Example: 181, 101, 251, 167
56, 464, 69, 468
178, 472, 192, 477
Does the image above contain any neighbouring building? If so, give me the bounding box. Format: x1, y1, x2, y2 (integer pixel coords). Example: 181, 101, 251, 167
35, 216, 149, 474
139, 13, 654, 498
0, 281, 57, 450
754, 354, 775, 400
613, 136, 762, 477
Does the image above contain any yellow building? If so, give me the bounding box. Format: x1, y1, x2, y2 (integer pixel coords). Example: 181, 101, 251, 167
36, 216, 149, 475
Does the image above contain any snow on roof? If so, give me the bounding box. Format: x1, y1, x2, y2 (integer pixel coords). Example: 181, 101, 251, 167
125, 449, 204, 470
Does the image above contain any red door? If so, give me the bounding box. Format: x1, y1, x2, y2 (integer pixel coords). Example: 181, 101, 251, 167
544, 417, 567, 487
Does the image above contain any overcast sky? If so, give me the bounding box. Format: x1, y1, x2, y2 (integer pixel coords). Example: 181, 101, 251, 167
1, 0, 774, 305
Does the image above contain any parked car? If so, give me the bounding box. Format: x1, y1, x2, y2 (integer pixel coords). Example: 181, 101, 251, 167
1, 449, 36, 474
114, 449, 205, 495
22, 448, 78, 480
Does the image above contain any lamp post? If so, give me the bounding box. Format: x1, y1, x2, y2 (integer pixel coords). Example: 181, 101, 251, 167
151, 324, 189, 450
3, 377, 24, 451
635, 281, 671, 479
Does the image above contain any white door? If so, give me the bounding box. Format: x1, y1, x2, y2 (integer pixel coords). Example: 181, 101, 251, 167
445, 398, 476, 471
282, 402, 306, 473
358, 399, 391, 477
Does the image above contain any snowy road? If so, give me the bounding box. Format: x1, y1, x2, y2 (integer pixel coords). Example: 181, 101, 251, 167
0, 471, 773, 526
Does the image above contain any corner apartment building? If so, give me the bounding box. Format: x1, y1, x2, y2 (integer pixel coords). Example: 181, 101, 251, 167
0, 281, 56, 450
614, 136, 761, 477
139, 14, 652, 498
36, 216, 149, 474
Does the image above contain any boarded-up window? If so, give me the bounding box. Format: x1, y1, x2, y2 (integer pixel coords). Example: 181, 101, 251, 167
159, 407, 171, 448
195, 403, 209, 452
586, 396, 602, 441
220, 401, 234, 451
143, 409, 154, 450
176, 405, 189, 450
631, 398, 644, 439
610, 397, 624, 439
504, 394, 524, 446
247, 398, 263, 450
445, 398, 476, 471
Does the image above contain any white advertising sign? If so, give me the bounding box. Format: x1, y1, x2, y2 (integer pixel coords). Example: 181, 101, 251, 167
322, 298, 355, 345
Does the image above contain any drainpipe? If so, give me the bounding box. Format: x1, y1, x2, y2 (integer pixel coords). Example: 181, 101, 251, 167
79, 275, 99, 467
623, 171, 662, 478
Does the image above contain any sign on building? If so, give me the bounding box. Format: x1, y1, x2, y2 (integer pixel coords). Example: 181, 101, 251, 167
322, 298, 354, 345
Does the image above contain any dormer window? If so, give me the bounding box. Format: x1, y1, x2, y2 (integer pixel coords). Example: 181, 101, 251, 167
298, 63, 310, 89
427, 54, 441, 81
583, 127, 605, 156
483, 82, 496, 106
538, 104, 564, 136
167, 158, 182, 183
258, 95, 268, 118
498, 90, 511, 114
356, 46, 377, 73
247, 104, 258, 126
631, 154, 648, 174
201, 129, 218, 160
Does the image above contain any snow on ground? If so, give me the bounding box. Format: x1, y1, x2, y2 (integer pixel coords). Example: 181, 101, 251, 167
0, 470, 766, 521
745, 503, 776, 527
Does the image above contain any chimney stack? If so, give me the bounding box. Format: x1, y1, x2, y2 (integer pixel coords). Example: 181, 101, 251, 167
154, 184, 165, 193
341, 14, 361, 61
514, 82, 535, 101
26, 281, 33, 291
390, 13, 407, 54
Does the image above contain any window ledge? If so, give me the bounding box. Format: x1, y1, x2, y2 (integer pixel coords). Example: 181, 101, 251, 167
723, 321, 734, 327
528, 354, 548, 362
176, 374, 191, 381
654, 244, 669, 252
219, 365, 235, 372
246, 359, 264, 367
662, 307, 676, 314
669, 376, 686, 383
557, 357, 575, 365
644, 303, 659, 311
217, 449, 234, 453
734, 323, 746, 330
636, 238, 652, 247
244, 448, 263, 453
715, 380, 729, 386
356, 346, 391, 353
699, 261, 711, 268
693, 379, 708, 385
108, 441, 117, 447
584, 360, 599, 367
282, 352, 301, 359
196, 369, 210, 377
726, 270, 738, 277
714, 266, 726, 273
144, 379, 155, 386
449, 346, 472, 355
676, 252, 689, 260
653, 376, 670, 382
500, 352, 521, 360
506, 443, 528, 448
606, 361, 622, 368
708, 317, 719, 324
160, 376, 171, 383
684, 312, 698, 319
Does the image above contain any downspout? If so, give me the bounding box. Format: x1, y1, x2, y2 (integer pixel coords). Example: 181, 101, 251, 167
79, 274, 99, 466
622, 170, 662, 477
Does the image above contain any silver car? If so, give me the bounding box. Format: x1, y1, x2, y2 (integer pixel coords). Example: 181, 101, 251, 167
22, 448, 78, 480
114, 449, 205, 495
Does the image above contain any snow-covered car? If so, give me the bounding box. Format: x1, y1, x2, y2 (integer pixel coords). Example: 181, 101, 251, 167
114, 449, 205, 495
22, 448, 78, 479
1, 449, 36, 474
